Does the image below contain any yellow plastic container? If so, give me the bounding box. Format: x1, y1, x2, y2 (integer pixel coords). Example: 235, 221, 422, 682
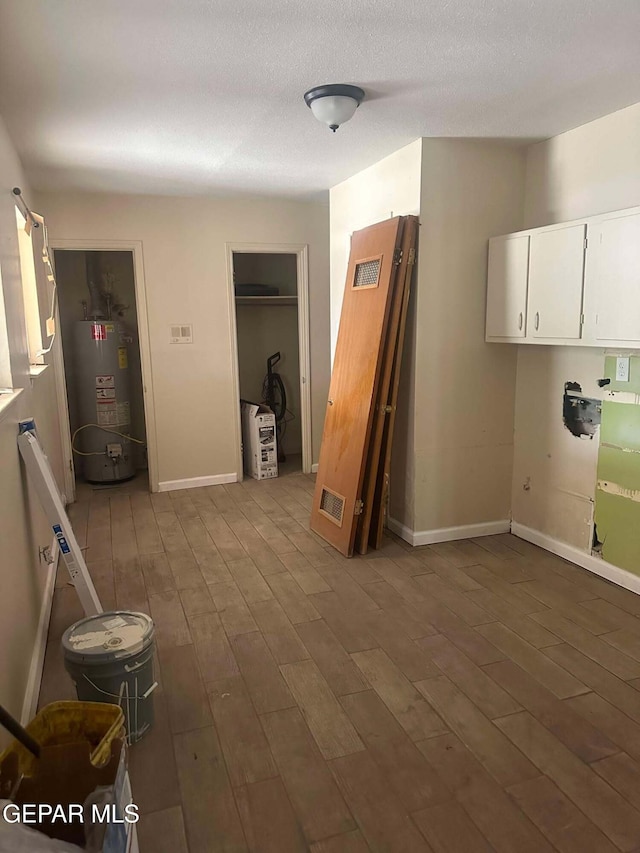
0, 700, 125, 777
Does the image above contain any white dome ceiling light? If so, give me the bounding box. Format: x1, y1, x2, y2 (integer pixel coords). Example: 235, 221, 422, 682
304, 84, 365, 132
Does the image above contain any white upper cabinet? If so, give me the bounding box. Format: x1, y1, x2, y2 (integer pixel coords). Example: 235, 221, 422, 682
528, 224, 586, 340
589, 210, 640, 343
486, 235, 529, 338
486, 205, 640, 348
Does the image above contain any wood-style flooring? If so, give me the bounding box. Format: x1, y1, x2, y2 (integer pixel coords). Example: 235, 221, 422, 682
40, 471, 640, 852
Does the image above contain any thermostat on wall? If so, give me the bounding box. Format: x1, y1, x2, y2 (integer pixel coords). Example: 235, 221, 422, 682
170, 324, 193, 344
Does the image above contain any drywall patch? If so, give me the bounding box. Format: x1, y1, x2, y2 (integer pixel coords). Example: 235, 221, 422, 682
562, 382, 601, 438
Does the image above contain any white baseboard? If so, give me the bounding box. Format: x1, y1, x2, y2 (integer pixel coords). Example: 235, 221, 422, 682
158, 473, 238, 492
311, 463, 319, 474
21, 538, 59, 724
511, 522, 640, 597
387, 517, 511, 547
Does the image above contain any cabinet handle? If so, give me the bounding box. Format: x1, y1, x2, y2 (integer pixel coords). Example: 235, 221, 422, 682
535, 312, 540, 331
518, 312, 523, 331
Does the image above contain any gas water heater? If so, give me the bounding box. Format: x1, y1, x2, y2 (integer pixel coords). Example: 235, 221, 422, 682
73, 319, 135, 483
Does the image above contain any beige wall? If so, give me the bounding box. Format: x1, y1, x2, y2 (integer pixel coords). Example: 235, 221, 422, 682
513, 102, 640, 549
37, 192, 330, 485
329, 139, 526, 535
414, 140, 526, 533
0, 116, 65, 737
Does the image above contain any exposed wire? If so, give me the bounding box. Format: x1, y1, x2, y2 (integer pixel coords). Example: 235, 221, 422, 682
72, 423, 146, 456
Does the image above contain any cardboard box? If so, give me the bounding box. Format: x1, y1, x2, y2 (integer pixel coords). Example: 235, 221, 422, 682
241, 401, 278, 480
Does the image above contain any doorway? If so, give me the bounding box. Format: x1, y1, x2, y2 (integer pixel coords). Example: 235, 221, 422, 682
53, 248, 152, 494
227, 243, 311, 479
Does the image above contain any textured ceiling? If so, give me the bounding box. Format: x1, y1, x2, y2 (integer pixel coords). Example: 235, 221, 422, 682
1, 0, 639, 199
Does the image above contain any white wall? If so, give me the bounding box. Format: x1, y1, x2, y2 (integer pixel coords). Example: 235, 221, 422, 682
513, 102, 640, 549
0, 115, 65, 737
413, 140, 526, 534
37, 192, 330, 486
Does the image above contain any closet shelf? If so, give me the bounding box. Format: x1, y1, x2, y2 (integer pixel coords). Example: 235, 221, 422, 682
235, 296, 298, 306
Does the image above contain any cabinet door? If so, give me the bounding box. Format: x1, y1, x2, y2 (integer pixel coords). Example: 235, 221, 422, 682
528, 224, 586, 340
593, 212, 640, 342
486, 234, 529, 338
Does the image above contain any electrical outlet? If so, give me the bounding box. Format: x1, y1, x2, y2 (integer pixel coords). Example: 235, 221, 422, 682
616, 357, 630, 382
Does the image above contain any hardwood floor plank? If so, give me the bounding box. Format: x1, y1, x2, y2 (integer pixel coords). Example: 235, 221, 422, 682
188, 611, 239, 683
155, 511, 190, 552
417, 732, 554, 853
250, 599, 310, 665
208, 581, 259, 637
266, 572, 321, 624
310, 592, 378, 653
351, 649, 448, 742
159, 643, 213, 734
418, 633, 522, 718
329, 750, 431, 852
567, 691, 640, 764
226, 556, 275, 604
412, 801, 494, 853
192, 545, 231, 585
136, 806, 189, 853
128, 692, 182, 816
140, 552, 176, 595
280, 659, 364, 760
208, 675, 278, 787
261, 706, 356, 844
231, 631, 295, 714
295, 619, 369, 696
484, 659, 620, 762
415, 675, 538, 787
602, 628, 640, 662
507, 774, 618, 853
581, 598, 640, 633
278, 551, 333, 595
364, 611, 440, 681
462, 563, 543, 613
179, 582, 216, 616
174, 725, 247, 852
496, 710, 640, 851
592, 752, 640, 812
467, 586, 560, 648
362, 580, 437, 639
531, 610, 640, 679
166, 549, 206, 590
235, 777, 307, 853
340, 689, 450, 813
477, 622, 588, 699
415, 574, 495, 627
132, 504, 164, 556
310, 830, 369, 852
148, 589, 192, 649
545, 643, 640, 724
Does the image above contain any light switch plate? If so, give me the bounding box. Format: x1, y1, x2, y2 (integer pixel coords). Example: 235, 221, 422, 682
616, 356, 630, 382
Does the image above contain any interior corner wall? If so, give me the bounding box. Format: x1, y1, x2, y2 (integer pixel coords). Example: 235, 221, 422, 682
413, 140, 526, 536
329, 139, 422, 529
0, 115, 65, 738
36, 192, 330, 483
513, 102, 640, 552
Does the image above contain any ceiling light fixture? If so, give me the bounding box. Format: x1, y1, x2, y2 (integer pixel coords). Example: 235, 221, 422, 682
304, 84, 365, 132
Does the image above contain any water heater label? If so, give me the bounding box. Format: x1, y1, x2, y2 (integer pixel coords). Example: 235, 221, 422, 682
91, 323, 107, 341
96, 375, 115, 388
96, 388, 116, 400
116, 401, 130, 425
118, 347, 128, 369
96, 400, 117, 425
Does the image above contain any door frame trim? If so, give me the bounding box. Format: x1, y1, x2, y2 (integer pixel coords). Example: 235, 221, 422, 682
225, 242, 312, 477
50, 239, 159, 493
